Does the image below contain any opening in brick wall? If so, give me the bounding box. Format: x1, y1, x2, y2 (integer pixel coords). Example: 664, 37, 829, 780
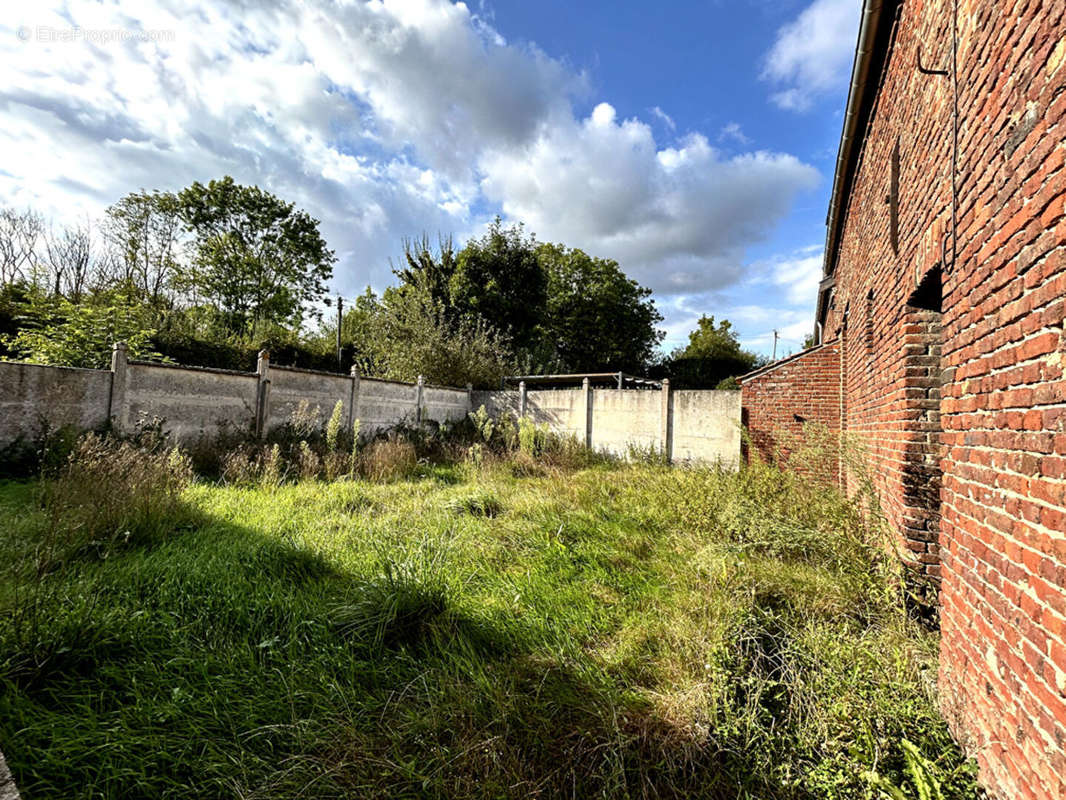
900, 265, 943, 620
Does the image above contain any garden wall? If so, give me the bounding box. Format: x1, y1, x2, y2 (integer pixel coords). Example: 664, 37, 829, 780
474, 382, 741, 466
0, 361, 111, 446
0, 348, 741, 467
122, 362, 258, 442
738, 343, 842, 468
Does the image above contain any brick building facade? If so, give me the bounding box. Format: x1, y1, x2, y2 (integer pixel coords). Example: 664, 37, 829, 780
739, 1, 1065, 797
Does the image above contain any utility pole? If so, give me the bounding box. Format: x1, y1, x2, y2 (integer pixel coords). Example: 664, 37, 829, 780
772, 329, 779, 361
336, 295, 343, 370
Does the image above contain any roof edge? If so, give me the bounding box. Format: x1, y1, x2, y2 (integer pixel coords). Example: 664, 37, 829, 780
820, 0, 898, 290
737, 339, 838, 384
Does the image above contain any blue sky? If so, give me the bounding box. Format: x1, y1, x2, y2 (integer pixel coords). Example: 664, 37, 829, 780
0, 0, 862, 356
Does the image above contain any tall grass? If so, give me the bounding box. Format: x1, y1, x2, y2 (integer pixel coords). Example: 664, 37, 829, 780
0, 434, 978, 799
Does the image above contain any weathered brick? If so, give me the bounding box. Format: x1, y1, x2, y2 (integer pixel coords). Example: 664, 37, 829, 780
740, 2, 1066, 798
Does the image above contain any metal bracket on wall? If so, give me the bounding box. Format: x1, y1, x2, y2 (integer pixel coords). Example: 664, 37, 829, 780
916, 45, 949, 76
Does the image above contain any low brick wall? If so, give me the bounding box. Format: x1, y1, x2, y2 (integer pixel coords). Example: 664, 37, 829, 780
738, 343, 841, 468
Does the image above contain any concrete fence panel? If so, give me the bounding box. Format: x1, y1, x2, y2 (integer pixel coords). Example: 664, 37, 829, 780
267, 366, 352, 433
0, 361, 111, 445
124, 362, 258, 442
526, 389, 586, 441
356, 378, 420, 435
670, 390, 742, 467
422, 385, 470, 425
471, 390, 518, 418
589, 389, 661, 457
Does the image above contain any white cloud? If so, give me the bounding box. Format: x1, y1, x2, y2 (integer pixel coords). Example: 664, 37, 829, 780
659, 246, 823, 355
718, 122, 751, 145
762, 0, 861, 112
1, 0, 819, 340
650, 105, 676, 131
481, 107, 818, 294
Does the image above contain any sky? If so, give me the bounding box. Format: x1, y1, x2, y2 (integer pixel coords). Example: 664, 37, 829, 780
0, 0, 862, 357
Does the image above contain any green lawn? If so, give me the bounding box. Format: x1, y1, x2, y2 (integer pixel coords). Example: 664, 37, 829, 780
0, 459, 977, 799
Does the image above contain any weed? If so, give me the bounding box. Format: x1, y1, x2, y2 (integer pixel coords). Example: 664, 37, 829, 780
37, 435, 194, 566
325, 400, 344, 453
332, 537, 452, 651
359, 435, 418, 482
446, 490, 504, 518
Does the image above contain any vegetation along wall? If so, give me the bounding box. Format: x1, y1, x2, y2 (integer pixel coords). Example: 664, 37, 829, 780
742, 1, 1066, 797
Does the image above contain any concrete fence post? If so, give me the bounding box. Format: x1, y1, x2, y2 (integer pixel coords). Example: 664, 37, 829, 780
518, 380, 527, 417
415, 375, 425, 424
582, 377, 592, 449
660, 378, 673, 463
0, 747, 21, 800
255, 350, 271, 439
108, 341, 129, 434
349, 366, 361, 430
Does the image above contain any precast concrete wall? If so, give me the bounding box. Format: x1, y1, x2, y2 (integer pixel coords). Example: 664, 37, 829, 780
267, 366, 352, 432
0, 351, 467, 448
0, 361, 111, 445
422, 385, 470, 425
526, 389, 586, 441
670, 390, 741, 467
471, 390, 518, 418
0, 353, 740, 468
125, 362, 258, 441
589, 389, 660, 457
355, 378, 420, 435
477, 386, 741, 466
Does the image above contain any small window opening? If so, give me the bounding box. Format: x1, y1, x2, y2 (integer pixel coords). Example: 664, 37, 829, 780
907, 264, 942, 312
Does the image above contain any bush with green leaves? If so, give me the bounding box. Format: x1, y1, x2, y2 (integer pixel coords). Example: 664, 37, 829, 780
3, 290, 164, 368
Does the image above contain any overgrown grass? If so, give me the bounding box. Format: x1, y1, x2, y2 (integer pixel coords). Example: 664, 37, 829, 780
0, 449, 978, 798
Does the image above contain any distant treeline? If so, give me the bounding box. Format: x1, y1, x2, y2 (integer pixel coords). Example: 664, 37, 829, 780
1, 178, 760, 387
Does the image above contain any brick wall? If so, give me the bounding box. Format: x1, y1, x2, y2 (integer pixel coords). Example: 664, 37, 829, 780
812, 1, 1066, 797
739, 342, 841, 472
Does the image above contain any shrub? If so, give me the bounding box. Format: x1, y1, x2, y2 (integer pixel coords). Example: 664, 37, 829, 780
325, 400, 344, 453
469, 405, 494, 442
517, 416, 548, 457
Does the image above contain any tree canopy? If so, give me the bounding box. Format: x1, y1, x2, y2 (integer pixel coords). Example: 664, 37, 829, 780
654, 315, 761, 389
177, 177, 335, 335
3, 189, 685, 387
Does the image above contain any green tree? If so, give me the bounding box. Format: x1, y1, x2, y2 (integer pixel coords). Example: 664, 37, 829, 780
658, 316, 759, 389
176, 177, 335, 335
678, 316, 750, 362
537, 243, 663, 372
103, 190, 183, 306
394, 235, 458, 314
362, 284, 512, 388
451, 219, 545, 353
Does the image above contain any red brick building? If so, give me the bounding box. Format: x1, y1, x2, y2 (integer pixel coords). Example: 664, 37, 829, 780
739, 1, 1065, 797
